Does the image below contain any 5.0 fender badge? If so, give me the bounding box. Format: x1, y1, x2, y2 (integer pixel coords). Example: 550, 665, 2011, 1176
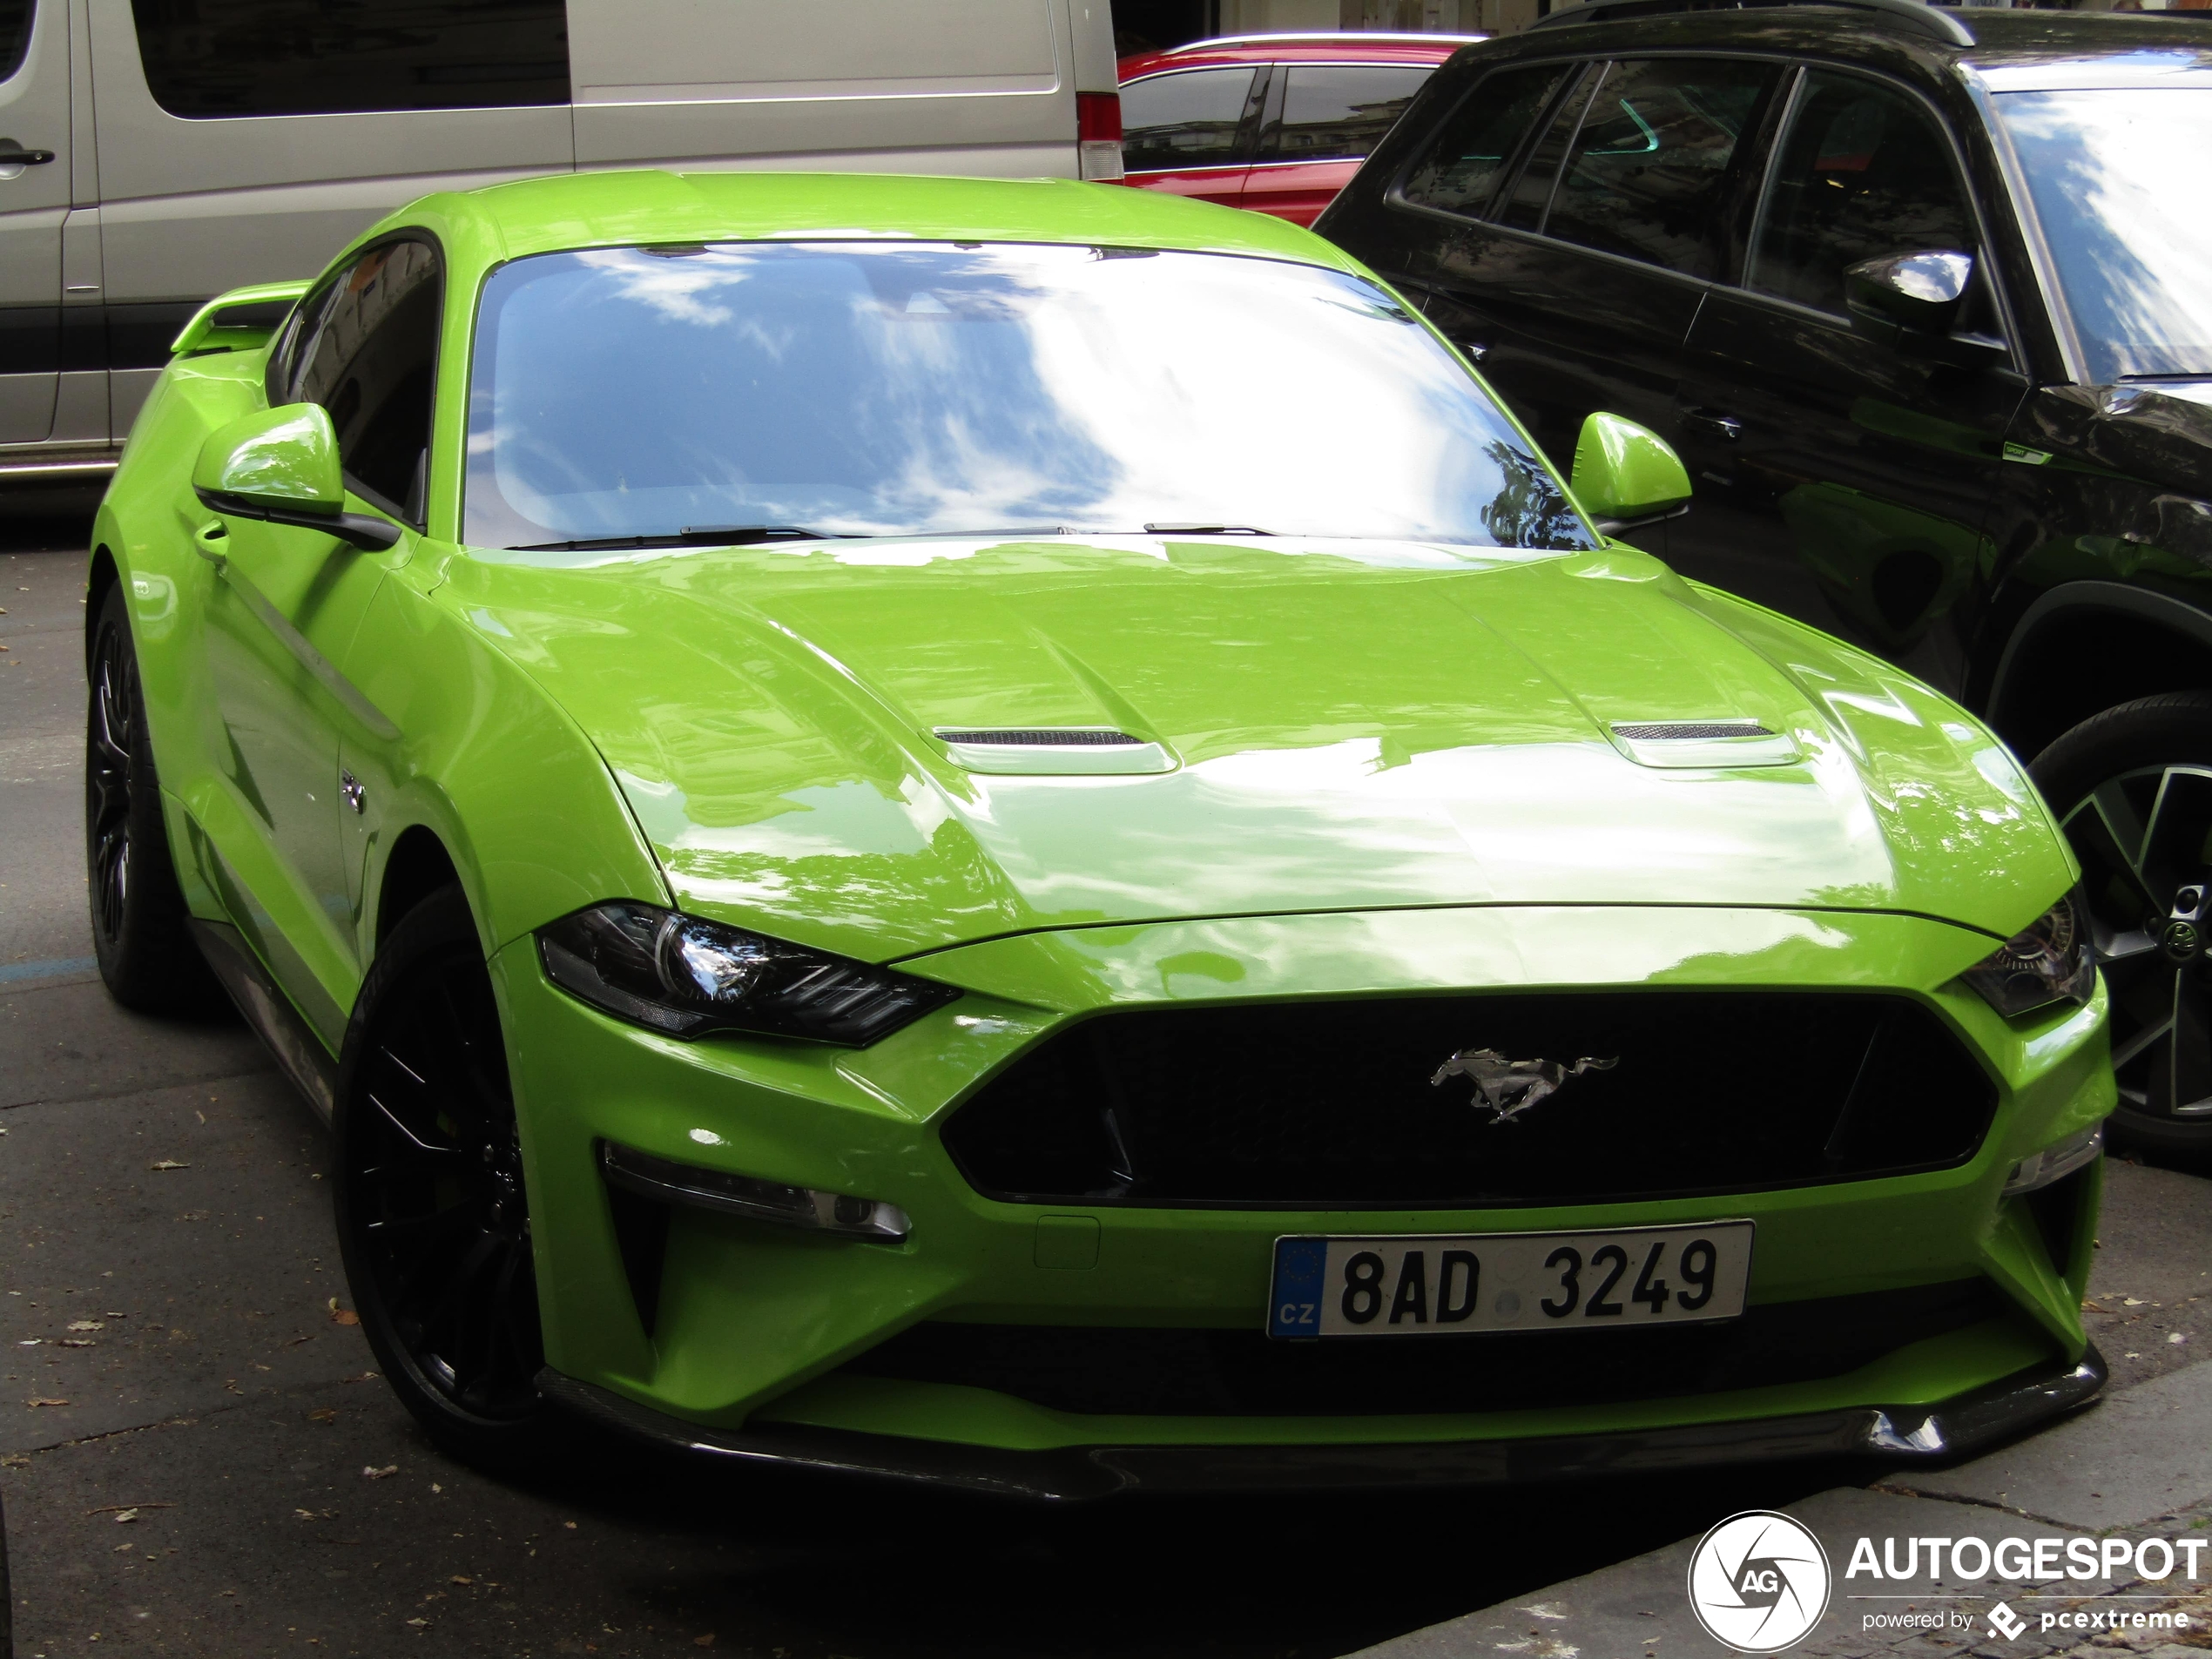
1430, 1048, 1618, 1126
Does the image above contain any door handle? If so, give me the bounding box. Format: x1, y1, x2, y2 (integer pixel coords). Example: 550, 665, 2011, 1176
1683, 409, 1743, 442
0, 141, 57, 165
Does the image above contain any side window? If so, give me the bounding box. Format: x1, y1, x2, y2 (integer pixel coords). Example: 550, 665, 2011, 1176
1262, 64, 1433, 165
1120, 67, 1262, 172
1399, 64, 1576, 218
1540, 58, 1780, 280
127, 0, 568, 118
293, 241, 442, 523
1499, 68, 1601, 232
1747, 71, 1979, 318
0, 1, 31, 82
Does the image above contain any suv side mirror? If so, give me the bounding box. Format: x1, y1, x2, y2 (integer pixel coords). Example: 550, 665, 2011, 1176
1572, 411, 1691, 536
1844, 251, 2006, 369
191, 403, 401, 551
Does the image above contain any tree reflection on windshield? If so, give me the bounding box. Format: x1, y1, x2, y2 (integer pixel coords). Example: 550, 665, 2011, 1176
462, 241, 1598, 554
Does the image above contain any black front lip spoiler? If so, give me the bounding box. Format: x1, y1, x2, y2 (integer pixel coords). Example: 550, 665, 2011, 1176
537, 1345, 2106, 1503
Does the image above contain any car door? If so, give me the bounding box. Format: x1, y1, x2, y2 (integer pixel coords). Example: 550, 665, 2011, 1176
1412, 55, 1784, 483
1118, 64, 1265, 207
1241, 61, 1435, 227
199, 239, 437, 1043
1669, 67, 2025, 688
0, 0, 67, 446
87, 0, 568, 444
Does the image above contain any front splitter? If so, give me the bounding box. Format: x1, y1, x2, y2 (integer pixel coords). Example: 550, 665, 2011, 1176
537, 1346, 2105, 1502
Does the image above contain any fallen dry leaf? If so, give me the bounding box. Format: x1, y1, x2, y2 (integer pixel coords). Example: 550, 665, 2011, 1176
326, 1298, 361, 1327
406, 1618, 428, 1628
113, 1509, 138, 1524
66, 1320, 103, 1332
694, 1638, 716, 1649
294, 1508, 318, 1521
24, 1397, 68, 1407
449, 1575, 473, 1586
307, 1408, 337, 1425
148, 1160, 190, 1171
56, 1338, 94, 1349
363, 1465, 397, 1480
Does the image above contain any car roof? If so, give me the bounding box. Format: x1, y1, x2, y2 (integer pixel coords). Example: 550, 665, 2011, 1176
1496, 2, 2212, 87
1119, 33, 1476, 78
392, 169, 1373, 277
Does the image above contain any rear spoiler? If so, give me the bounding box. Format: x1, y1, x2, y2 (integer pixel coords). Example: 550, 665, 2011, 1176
168, 279, 313, 358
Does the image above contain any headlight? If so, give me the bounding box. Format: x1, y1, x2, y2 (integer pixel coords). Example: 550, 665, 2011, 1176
1959, 892, 2096, 1018
537, 900, 957, 1046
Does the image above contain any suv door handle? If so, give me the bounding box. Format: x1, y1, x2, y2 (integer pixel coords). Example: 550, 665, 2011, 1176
1683, 409, 1743, 442
0, 141, 56, 165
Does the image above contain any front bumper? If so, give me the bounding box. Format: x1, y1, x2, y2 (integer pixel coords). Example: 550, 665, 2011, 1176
540, 1348, 2107, 1501
489, 903, 2114, 1480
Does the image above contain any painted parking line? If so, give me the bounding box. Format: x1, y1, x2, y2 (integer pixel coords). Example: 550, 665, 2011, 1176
0, 954, 98, 985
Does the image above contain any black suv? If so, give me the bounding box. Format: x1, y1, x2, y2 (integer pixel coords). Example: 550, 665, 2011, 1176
1319, 0, 2212, 1153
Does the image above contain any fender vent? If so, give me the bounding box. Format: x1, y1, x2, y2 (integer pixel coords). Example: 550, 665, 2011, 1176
934, 728, 1143, 745
1610, 721, 1774, 740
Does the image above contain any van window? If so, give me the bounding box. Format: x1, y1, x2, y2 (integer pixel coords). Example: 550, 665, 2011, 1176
295, 241, 442, 523
0, 1, 31, 82
1261, 64, 1433, 165
1121, 67, 1262, 172
1540, 58, 1778, 280
1398, 64, 1573, 218
128, 0, 569, 118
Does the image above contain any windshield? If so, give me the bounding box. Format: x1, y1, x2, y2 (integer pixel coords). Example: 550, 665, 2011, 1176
462, 241, 1594, 552
1999, 88, 2212, 381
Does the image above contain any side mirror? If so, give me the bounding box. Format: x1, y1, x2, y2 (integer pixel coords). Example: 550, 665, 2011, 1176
1844, 251, 2006, 369
1571, 411, 1691, 536
191, 403, 401, 551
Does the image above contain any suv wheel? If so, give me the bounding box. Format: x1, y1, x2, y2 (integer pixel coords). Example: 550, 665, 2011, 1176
2033, 691, 2212, 1156
334, 885, 564, 1468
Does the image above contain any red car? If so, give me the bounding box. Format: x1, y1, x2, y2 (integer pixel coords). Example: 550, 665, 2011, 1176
1117, 32, 1479, 226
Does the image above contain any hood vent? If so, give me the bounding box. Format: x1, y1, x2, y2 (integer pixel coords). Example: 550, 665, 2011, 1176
1609, 720, 1799, 769
933, 727, 1177, 777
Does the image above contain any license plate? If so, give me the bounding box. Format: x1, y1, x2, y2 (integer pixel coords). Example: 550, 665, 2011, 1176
1266, 1221, 1754, 1339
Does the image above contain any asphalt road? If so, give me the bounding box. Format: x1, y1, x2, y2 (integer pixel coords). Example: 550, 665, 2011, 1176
3, 522, 2209, 1659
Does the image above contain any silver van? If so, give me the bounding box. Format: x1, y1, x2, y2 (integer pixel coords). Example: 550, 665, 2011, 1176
0, 0, 1122, 482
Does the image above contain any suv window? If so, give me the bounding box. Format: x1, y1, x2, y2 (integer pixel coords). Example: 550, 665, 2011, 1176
1748, 71, 1978, 317
1534, 58, 1778, 280
293, 241, 442, 523
0, 2, 30, 83
1263, 64, 1433, 165
1121, 67, 1262, 172
128, 0, 568, 118
1399, 63, 1575, 216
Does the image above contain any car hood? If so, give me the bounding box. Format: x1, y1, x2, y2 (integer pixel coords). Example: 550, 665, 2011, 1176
444, 535, 2072, 961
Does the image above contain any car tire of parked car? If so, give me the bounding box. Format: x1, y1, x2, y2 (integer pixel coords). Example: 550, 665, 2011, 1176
85, 583, 221, 1014
2033, 691, 2212, 1157
334, 884, 568, 1470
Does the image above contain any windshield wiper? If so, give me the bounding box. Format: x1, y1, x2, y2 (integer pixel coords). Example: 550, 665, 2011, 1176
1143, 521, 1271, 536
506, 525, 842, 552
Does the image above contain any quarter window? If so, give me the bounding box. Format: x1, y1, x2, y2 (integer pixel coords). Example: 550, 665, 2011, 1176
1538, 58, 1779, 280
1120, 67, 1261, 172
1399, 64, 1575, 218
127, 0, 568, 119
1748, 71, 1978, 317
1262, 64, 1433, 164
293, 241, 442, 523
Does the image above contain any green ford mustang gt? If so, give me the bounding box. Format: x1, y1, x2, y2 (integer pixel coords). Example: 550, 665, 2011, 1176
85, 170, 2114, 1498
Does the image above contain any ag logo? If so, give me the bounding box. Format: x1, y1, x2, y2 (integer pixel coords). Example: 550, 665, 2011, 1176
1686, 1510, 1831, 1653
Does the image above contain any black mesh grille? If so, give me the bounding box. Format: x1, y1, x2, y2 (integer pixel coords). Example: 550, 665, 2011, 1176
941, 992, 1996, 1208
934, 729, 1142, 745
1612, 722, 1775, 739
847, 1280, 2011, 1416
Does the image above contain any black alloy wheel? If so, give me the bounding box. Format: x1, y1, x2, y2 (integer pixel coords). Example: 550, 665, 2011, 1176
2033, 692, 2212, 1156
335, 886, 560, 1464
84, 583, 218, 1013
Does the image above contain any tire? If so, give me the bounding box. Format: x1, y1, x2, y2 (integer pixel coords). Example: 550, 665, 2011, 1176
85, 581, 219, 1013
334, 885, 564, 1469
2032, 691, 2212, 1157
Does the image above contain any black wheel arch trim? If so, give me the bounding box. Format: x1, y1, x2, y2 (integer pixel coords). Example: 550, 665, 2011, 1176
1989, 580, 2212, 747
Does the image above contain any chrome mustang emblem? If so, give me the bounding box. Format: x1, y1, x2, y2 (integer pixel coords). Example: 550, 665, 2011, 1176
1430, 1049, 1618, 1126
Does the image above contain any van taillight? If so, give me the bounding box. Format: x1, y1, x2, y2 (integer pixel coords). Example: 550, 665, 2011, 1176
1077, 92, 1124, 182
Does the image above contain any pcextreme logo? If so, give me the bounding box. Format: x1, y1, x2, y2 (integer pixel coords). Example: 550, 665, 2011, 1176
1687, 1511, 1832, 1653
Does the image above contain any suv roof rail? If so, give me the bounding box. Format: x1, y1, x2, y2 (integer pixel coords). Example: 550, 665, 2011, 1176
1525, 0, 1975, 48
